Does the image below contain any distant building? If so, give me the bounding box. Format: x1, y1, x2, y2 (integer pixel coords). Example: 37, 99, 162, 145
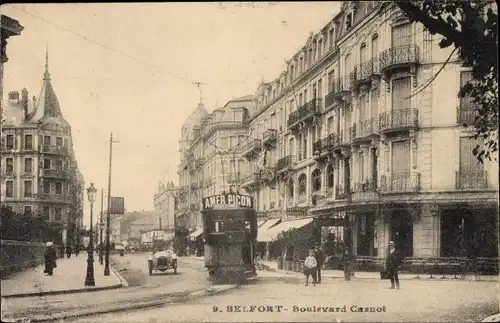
153, 181, 178, 231
1, 50, 85, 246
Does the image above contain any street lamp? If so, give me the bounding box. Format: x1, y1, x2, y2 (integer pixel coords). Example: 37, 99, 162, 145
85, 182, 97, 286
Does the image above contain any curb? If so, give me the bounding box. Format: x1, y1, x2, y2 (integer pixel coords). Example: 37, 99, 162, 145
8, 284, 239, 322
1, 266, 124, 299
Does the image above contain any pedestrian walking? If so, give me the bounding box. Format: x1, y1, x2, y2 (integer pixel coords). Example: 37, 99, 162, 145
341, 246, 353, 281
303, 249, 317, 286
43, 242, 57, 276
59, 245, 65, 259
386, 240, 403, 289
314, 244, 324, 284
74, 244, 80, 257
66, 244, 72, 259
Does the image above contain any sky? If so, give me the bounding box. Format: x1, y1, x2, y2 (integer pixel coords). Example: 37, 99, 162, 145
1, 2, 341, 228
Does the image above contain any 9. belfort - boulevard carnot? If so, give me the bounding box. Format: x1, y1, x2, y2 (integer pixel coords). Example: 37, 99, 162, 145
1, 2, 498, 323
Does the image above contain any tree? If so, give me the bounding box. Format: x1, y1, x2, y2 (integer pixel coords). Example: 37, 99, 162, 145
395, 0, 498, 161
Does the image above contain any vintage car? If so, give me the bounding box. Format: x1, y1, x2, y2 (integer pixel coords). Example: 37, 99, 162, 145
148, 250, 178, 275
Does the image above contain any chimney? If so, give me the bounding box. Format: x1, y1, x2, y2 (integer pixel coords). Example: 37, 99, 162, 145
21, 88, 29, 120
8, 91, 20, 104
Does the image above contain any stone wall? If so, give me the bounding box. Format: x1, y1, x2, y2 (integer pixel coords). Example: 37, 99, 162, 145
0, 240, 62, 279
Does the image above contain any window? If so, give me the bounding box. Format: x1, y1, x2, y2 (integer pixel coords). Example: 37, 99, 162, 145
328, 28, 334, 48
344, 54, 351, 75
328, 71, 335, 92
25, 135, 33, 149
6, 135, 14, 149
360, 43, 368, 64
44, 135, 51, 146
345, 12, 353, 30
54, 208, 62, 221
24, 181, 32, 197
64, 138, 69, 148
459, 137, 483, 172
391, 141, 410, 175
391, 23, 412, 47
56, 137, 63, 147
371, 34, 379, 59
327, 117, 334, 134
6, 181, 14, 197
6, 158, 14, 172
327, 164, 335, 187
460, 71, 474, 109
358, 152, 365, 181
312, 169, 321, 192
43, 181, 51, 194
392, 77, 411, 111
298, 174, 307, 195
288, 179, 294, 197
55, 182, 63, 195
44, 158, 51, 169
371, 89, 379, 120
359, 94, 367, 121
24, 158, 32, 173
24, 206, 32, 214
318, 79, 323, 98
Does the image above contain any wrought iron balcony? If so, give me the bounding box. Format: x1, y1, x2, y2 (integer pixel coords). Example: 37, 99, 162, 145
335, 184, 351, 200
379, 108, 418, 133
276, 155, 296, 172
360, 117, 379, 137
379, 173, 420, 193
327, 77, 351, 102
262, 129, 277, 146
36, 193, 69, 203
287, 98, 323, 129
457, 106, 477, 126
40, 169, 70, 179
325, 133, 338, 151
380, 45, 419, 73
40, 145, 69, 155
352, 58, 380, 89
242, 139, 262, 160
240, 172, 261, 189
325, 91, 336, 109
456, 170, 488, 189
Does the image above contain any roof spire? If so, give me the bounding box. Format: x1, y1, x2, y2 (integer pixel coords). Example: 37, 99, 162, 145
44, 42, 50, 80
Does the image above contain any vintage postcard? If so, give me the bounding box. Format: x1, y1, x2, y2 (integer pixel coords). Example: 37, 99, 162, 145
0, 1, 498, 322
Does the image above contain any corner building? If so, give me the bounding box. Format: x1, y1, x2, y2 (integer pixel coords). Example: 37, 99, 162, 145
248, 1, 498, 262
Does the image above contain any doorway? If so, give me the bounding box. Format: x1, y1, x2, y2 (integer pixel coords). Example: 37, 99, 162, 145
389, 209, 413, 257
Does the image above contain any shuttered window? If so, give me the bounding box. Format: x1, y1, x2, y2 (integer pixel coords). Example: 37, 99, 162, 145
459, 137, 483, 172
392, 77, 411, 111
391, 23, 412, 47
391, 141, 410, 175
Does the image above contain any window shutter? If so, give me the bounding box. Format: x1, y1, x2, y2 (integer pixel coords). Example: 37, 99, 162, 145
391, 141, 410, 175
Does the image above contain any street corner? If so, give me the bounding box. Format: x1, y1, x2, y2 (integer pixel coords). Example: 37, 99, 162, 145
110, 265, 129, 287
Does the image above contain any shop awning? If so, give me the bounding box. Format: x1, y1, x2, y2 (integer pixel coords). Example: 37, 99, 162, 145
257, 217, 313, 242
188, 228, 203, 241
259, 218, 281, 230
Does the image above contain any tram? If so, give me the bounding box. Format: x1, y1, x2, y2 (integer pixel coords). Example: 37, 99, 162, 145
201, 193, 258, 284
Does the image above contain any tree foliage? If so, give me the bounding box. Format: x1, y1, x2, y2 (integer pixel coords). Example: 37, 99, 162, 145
395, 0, 498, 161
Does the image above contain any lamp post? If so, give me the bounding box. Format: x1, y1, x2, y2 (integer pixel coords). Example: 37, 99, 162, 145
85, 182, 97, 286
105, 132, 118, 276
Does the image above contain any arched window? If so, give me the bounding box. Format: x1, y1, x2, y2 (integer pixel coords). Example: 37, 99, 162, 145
298, 173, 307, 195
327, 164, 335, 188
360, 43, 368, 64
288, 179, 294, 197
312, 169, 321, 192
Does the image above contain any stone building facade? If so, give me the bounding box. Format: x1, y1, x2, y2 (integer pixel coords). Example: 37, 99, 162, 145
1, 51, 85, 245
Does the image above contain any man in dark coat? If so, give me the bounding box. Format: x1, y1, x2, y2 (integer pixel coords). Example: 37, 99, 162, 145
314, 244, 324, 284
44, 242, 57, 275
66, 244, 72, 258
341, 246, 353, 281
74, 243, 80, 257
386, 240, 403, 289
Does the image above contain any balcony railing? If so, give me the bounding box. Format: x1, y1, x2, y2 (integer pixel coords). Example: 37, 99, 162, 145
36, 193, 68, 203
353, 180, 377, 193
457, 106, 477, 126
380, 173, 420, 193
262, 129, 277, 146
40, 169, 69, 179
456, 170, 488, 189
380, 45, 419, 72
379, 108, 418, 133
276, 155, 296, 172
335, 185, 351, 200
360, 117, 379, 137
241, 172, 261, 186
352, 58, 380, 87
242, 139, 262, 159
325, 91, 336, 109
287, 98, 323, 128
41, 145, 68, 155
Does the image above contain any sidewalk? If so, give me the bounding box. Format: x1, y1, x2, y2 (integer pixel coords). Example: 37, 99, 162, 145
1, 255, 122, 298
257, 259, 499, 282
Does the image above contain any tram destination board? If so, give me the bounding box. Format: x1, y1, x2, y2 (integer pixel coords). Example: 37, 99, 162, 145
203, 193, 254, 210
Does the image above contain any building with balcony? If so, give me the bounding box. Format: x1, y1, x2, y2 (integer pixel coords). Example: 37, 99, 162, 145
244, 1, 499, 263
153, 181, 178, 231
175, 96, 253, 247
1, 51, 85, 246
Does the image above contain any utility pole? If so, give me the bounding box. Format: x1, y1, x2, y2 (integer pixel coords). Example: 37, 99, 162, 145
104, 132, 119, 276
99, 188, 104, 265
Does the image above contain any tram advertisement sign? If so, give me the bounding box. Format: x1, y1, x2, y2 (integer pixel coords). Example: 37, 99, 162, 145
203, 193, 254, 210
